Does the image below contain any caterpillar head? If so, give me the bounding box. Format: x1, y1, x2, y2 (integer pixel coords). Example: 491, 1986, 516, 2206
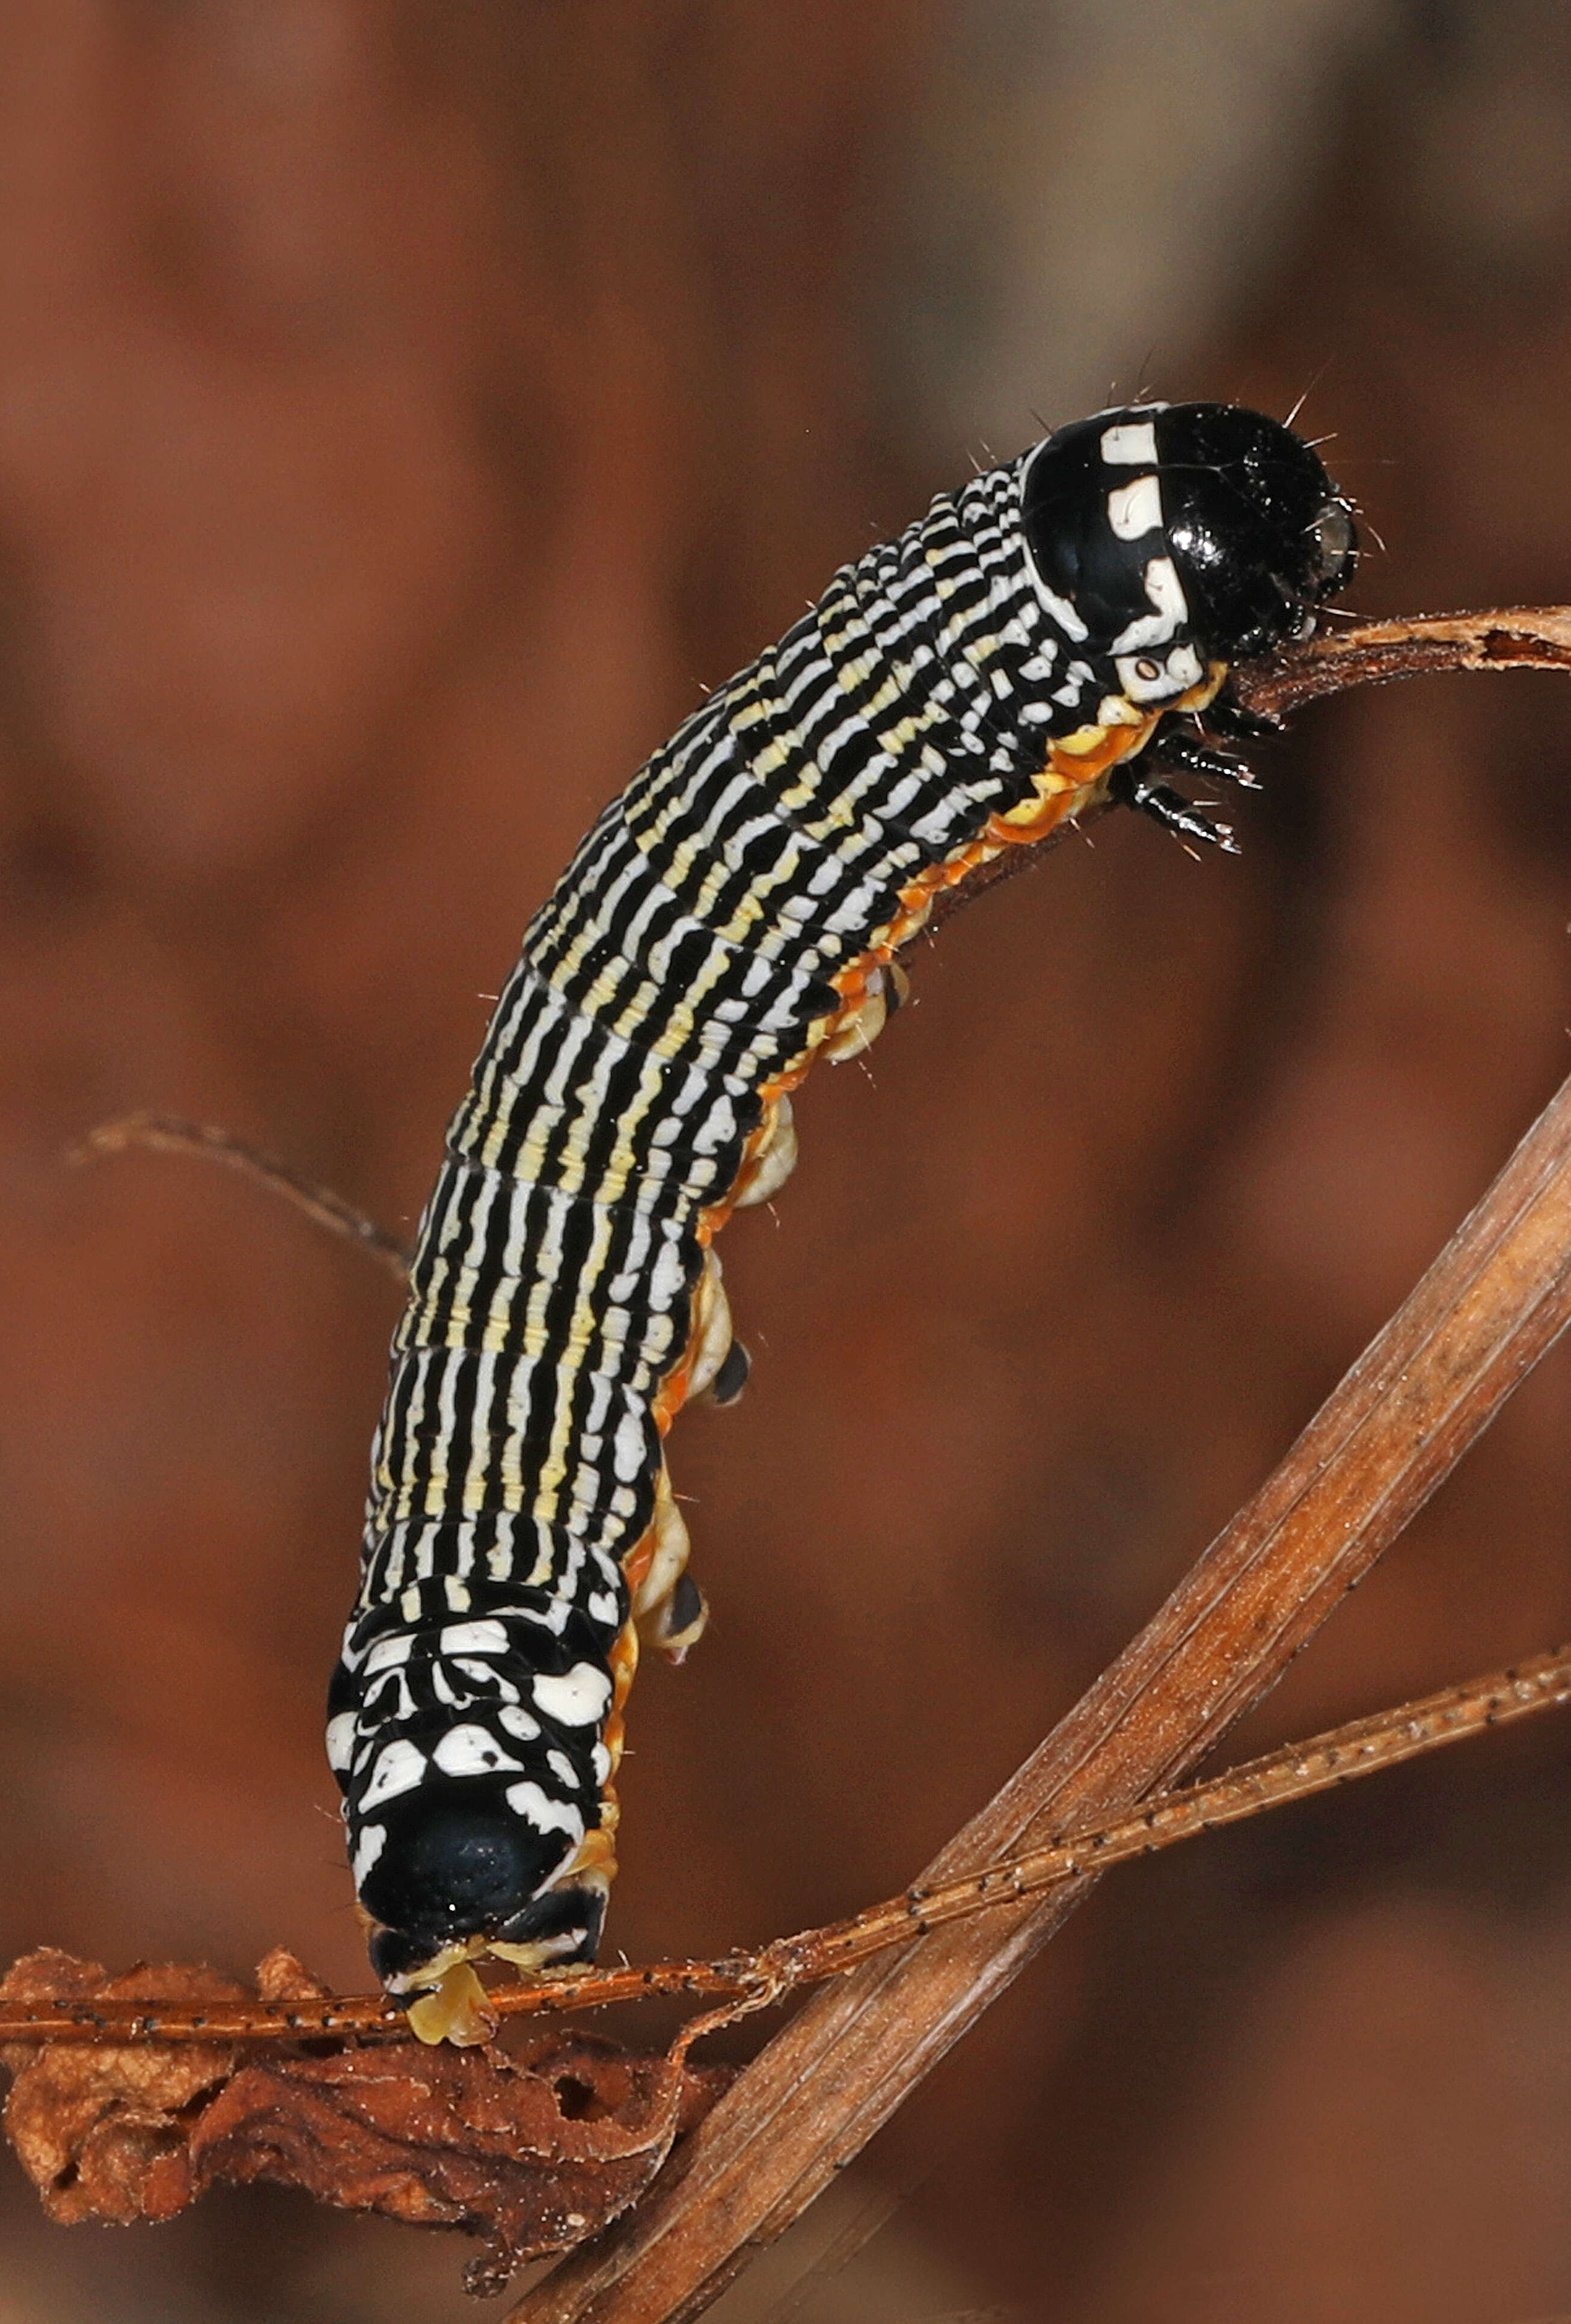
1021, 400, 1357, 705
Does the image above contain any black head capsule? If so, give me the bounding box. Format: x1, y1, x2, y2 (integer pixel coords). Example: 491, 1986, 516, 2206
1145, 402, 1356, 658
1023, 400, 1356, 681
1020, 403, 1355, 845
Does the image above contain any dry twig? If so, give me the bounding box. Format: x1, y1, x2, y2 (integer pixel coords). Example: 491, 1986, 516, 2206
72, 1114, 412, 1283
1235, 606, 1571, 719
508, 607, 1571, 2324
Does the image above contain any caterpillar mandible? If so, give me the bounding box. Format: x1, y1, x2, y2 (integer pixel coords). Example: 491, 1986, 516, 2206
327, 401, 1357, 2039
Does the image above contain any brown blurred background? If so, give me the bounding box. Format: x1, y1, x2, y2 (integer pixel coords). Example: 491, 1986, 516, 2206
5, 1, 1571, 2316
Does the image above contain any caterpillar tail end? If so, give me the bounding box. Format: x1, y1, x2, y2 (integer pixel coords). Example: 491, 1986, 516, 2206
355, 1804, 616, 2042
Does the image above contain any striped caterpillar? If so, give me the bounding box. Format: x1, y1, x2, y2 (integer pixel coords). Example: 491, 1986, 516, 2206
327, 401, 1356, 2040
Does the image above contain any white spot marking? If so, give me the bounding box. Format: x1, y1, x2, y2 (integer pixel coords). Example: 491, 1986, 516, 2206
1101, 420, 1159, 465
326, 1712, 358, 1774
533, 1663, 613, 1727
351, 1823, 386, 1887
432, 1724, 528, 1778
613, 1410, 648, 1483
1110, 556, 1190, 654
504, 1782, 586, 1841
1095, 693, 1147, 727
441, 1619, 509, 1657
546, 1748, 578, 1788
361, 1739, 427, 1809
453, 1656, 520, 1702
1107, 474, 1162, 540
499, 1704, 542, 1743
1116, 643, 1205, 702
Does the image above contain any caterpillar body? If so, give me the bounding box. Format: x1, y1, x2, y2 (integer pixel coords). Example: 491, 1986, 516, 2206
328, 401, 1356, 2037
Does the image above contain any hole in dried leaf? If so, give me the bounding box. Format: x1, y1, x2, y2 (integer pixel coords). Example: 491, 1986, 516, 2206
552, 2073, 604, 2121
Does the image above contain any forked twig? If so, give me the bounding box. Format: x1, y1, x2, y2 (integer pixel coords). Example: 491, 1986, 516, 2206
0, 1642, 1566, 2047
47, 609, 1571, 2321
71, 1113, 412, 1283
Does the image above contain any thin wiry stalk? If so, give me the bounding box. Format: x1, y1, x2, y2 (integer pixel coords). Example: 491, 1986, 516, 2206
3, 1639, 1567, 2049
71, 1113, 412, 1283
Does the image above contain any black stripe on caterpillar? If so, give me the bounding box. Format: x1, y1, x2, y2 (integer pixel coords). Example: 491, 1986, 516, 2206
326, 400, 1356, 2040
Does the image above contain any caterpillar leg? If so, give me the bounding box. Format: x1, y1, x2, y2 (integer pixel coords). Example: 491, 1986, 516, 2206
685, 1249, 750, 1406
685, 1252, 734, 1398
628, 1468, 709, 1661
731, 1094, 798, 1208
1154, 721, 1261, 791
702, 1336, 750, 1407
641, 1568, 708, 1661
1202, 689, 1284, 742
1108, 756, 1239, 852
821, 961, 908, 1064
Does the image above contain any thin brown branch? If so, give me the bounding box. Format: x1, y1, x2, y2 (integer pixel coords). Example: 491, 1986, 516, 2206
71, 1113, 412, 1284
757, 1636, 1571, 1989
512, 1051, 1571, 2324
1234, 606, 1571, 721
4, 1639, 1568, 2050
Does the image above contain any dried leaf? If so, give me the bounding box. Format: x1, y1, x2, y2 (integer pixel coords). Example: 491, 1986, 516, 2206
191, 2030, 731, 2294
0, 1949, 242, 2224
252, 1946, 335, 2006
0, 1949, 730, 2292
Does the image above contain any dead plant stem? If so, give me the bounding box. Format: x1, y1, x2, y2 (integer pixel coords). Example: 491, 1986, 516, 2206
511, 1030, 1571, 2324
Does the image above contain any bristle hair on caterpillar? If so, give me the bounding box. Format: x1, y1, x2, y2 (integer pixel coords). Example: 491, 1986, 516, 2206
326, 400, 1357, 2038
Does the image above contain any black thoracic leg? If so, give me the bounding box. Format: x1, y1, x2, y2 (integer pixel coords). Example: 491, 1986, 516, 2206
1107, 752, 1240, 853
1197, 688, 1285, 744
1151, 718, 1261, 791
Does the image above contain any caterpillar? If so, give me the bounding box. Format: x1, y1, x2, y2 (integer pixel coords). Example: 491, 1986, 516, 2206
327, 400, 1356, 2040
